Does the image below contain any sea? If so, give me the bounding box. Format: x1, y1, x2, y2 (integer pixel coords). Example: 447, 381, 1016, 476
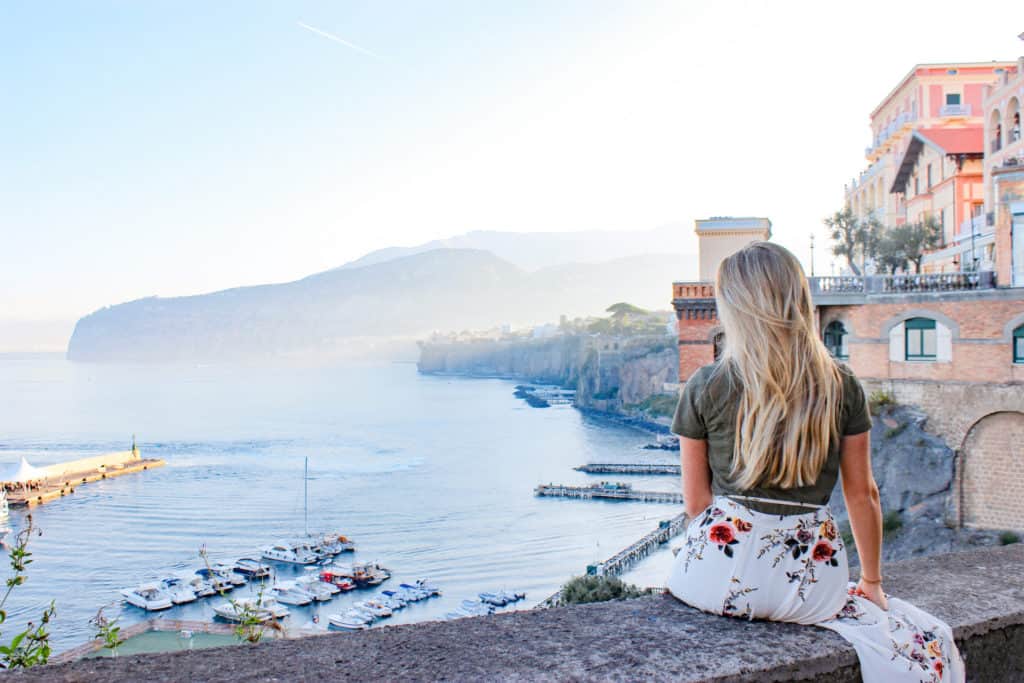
0, 355, 681, 653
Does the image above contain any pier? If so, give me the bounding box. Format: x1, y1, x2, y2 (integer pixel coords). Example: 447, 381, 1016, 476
3, 449, 166, 507
574, 463, 680, 475
537, 511, 689, 608
534, 483, 683, 504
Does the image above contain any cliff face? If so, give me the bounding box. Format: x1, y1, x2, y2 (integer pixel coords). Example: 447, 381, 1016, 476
418, 334, 679, 427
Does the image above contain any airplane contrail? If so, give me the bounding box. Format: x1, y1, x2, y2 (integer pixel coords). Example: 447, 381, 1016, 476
297, 21, 383, 59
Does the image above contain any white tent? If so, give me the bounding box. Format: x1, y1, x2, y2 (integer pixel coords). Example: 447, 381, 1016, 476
1, 457, 47, 484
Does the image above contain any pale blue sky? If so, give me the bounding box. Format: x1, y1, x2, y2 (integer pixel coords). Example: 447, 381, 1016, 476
2, 1, 1023, 349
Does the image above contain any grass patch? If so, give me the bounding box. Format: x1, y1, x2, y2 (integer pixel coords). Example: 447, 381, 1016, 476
882, 510, 903, 536
558, 575, 646, 606
999, 531, 1021, 546
632, 394, 678, 418
868, 390, 896, 416
838, 521, 854, 549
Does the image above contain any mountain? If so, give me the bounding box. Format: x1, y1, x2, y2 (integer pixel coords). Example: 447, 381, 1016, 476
67, 248, 696, 362
337, 224, 695, 272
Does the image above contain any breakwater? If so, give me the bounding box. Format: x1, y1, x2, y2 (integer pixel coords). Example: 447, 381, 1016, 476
574, 463, 680, 475
5, 450, 166, 507
535, 483, 683, 504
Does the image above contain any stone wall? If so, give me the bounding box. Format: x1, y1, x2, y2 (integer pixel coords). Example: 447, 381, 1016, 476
10, 544, 1024, 682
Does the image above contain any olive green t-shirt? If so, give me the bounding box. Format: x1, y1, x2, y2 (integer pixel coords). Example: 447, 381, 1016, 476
671, 361, 872, 515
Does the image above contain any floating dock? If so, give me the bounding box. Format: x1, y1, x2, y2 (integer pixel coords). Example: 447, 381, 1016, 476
4, 449, 165, 507
537, 511, 689, 608
534, 483, 683, 504
574, 463, 680, 475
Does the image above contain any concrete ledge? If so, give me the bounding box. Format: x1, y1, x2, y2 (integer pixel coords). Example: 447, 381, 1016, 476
6, 544, 1024, 682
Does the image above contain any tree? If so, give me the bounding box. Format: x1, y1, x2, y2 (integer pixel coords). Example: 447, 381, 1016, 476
897, 216, 943, 273
874, 229, 908, 274
605, 303, 648, 318
824, 207, 866, 275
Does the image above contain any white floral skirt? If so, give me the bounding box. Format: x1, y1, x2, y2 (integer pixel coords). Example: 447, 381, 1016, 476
666, 496, 965, 682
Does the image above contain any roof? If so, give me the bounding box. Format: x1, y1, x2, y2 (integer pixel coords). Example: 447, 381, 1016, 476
1, 456, 46, 483
694, 217, 772, 234
869, 61, 1018, 119
889, 126, 984, 193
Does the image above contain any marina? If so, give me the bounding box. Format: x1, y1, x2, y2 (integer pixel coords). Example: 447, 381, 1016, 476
2, 448, 165, 507
574, 463, 680, 475
535, 482, 684, 504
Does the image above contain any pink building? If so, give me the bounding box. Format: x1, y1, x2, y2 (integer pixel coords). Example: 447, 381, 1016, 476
983, 56, 1024, 287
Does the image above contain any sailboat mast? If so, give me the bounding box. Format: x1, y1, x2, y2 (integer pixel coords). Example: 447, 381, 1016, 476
304, 456, 309, 537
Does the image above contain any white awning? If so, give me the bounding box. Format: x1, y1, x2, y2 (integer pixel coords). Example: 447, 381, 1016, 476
1, 457, 47, 483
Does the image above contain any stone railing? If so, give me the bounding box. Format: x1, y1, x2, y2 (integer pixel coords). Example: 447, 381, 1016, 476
9, 544, 1023, 682
807, 271, 996, 300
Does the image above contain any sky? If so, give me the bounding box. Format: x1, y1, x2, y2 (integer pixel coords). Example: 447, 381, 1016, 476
2, 1, 1023, 350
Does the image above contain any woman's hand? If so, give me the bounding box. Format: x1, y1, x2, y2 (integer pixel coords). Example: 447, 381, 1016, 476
853, 579, 888, 610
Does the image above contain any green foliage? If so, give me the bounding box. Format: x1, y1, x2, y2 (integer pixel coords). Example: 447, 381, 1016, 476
557, 575, 646, 606
592, 387, 619, 400
884, 423, 906, 440
824, 206, 871, 276
874, 217, 943, 274
868, 390, 896, 416
999, 531, 1020, 546
605, 303, 649, 318
90, 607, 124, 657
199, 547, 276, 644
632, 394, 678, 418
0, 517, 54, 669
838, 521, 854, 549
882, 511, 903, 536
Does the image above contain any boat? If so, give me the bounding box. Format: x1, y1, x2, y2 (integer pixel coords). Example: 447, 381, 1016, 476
194, 568, 234, 593
458, 599, 494, 616
160, 577, 197, 605
353, 599, 392, 618
271, 581, 314, 606
319, 568, 357, 592
186, 576, 217, 598
328, 611, 372, 630
317, 533, 355, 554
211, 563, 248, 585
261, 541, 319, 565
212, 596, 288, 622
234, 557, 271, 579
295, 573, 337, 600
120, 583, 174, 611
497, 589, 526, 603
479, 592, 507, 606
412, 578, 441, 596
377, 595, 406, 611
398, 583, 432, 600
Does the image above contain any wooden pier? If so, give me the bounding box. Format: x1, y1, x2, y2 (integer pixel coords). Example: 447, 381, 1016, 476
574, 463, 680, 475
5, 450, 166, 507
534, 483, 683, 504
537, 511, 689, 608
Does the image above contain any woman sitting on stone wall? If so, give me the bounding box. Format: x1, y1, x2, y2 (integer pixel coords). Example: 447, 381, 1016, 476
666, 241, 964, 682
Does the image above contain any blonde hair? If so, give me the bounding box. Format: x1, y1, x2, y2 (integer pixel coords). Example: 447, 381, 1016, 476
713, 241, 842, 490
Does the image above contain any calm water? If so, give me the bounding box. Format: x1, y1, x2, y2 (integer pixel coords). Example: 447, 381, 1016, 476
0, 357, 681, 652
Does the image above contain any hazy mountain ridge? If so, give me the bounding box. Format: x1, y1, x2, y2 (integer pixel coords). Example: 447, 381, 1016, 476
68, 246, 696, 362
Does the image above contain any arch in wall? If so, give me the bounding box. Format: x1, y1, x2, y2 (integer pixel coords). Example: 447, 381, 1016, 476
822, 319, 849, 360
956, 411, 1024, 531
989, 108, 1003, 150
880, 310, 957, 364
879, 309, 961, 339
1007, 97, 1021, 144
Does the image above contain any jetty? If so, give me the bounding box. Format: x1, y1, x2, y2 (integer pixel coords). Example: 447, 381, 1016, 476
574, 463, 680, 475
3, 447, 165, 507
537, 511, 689, 607
534, 482, 683, 504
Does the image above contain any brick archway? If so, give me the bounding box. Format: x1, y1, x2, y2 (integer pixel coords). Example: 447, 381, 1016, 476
957, 411, 1024, 531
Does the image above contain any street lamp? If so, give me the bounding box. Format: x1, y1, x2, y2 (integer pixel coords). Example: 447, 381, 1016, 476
809, 233, 815, 277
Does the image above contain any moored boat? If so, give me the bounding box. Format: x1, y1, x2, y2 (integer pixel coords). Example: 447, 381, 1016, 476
271, 581, 314, 606
234, 557, 271, 579
212, 596, 288, 622
159, 577, 197, 605
120, 583, 174, 611
353, 599, 392, 618
328, 610, 372, 630
261, 541, 319, 565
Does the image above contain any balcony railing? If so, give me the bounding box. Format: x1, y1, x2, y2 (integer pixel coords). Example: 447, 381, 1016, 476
807, 272, 995, 298
939, 104, 972, 117
866, 111, 916, 156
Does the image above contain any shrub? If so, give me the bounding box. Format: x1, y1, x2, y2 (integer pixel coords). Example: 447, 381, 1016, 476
592, 387, 619, 400
882, 510, 903, 536
557, 575, 645, 606
999, 531, 1020, 546
868, 390, 896, 416
633, 394, 677, 418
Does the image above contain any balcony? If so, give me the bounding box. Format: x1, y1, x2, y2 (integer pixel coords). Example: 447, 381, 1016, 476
807, 272, 996, 304
939, 103, 972, 117
866, 111, 916, 157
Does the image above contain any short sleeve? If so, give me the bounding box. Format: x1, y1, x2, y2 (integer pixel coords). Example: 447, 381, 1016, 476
672, 369, 708, 439
840, 367, 872, 436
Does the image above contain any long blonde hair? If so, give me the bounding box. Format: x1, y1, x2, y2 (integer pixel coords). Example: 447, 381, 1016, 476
714, 241, 842, 490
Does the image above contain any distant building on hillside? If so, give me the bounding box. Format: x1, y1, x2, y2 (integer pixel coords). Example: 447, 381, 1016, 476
694, 217, 771, 281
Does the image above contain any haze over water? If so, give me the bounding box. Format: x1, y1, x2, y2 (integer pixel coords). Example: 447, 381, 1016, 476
0, 356, 679, 652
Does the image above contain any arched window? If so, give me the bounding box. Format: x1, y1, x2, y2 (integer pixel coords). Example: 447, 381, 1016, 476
990, 109, 1003, 153
1008, 97, 1021, 144
823, 320, 848, 360
905, 318, 937, 360
1014, 325, 1024, 364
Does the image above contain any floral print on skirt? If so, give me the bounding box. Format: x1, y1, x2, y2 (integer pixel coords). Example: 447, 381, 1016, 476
666, 496, 965, 682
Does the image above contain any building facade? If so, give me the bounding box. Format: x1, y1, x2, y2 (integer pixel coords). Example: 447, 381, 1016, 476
984, 56, 1024, 287
693, 217, 771, 281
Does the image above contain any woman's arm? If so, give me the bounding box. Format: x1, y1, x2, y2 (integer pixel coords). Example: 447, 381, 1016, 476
679, 436, 713, 519
838, 431, 888, 609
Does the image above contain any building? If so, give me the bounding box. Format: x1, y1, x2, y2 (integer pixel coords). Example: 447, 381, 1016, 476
693, 217, 771, 281
845, 62, 1018, 232
984, 56, 1024, 287
889, 126, 989, 272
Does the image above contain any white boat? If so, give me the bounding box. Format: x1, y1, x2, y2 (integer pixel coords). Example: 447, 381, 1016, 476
479, 592, 507, 606
160, 577, 197, 604
186, 576, 217, 598
0, 489, 8, 518
120, 583, 174, 611
194, 569, 233, 593
271, 581, 314, 606
295, 574, 337, 600
212, 596, 289, 622
317, 533, 355, 554
353, 599, 392, 618
212, 563, 248, 586
328, 611, 372, 630
234, 557, 271, 579
458, 599, 494, 616
378, 595, 406, 611
413, 578, 441, 596
261, 541, 319, 565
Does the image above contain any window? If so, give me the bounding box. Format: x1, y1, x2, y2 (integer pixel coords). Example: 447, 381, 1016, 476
945, 93, 961, 105
913, 174, 919, 195
905, 318, 937, 360
1015, 325, 1024, 364
926, 164, 932, 189
824, 321, 848, 360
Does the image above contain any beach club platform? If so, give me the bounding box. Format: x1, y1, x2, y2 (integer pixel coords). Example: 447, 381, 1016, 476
2, 449, 165, 507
